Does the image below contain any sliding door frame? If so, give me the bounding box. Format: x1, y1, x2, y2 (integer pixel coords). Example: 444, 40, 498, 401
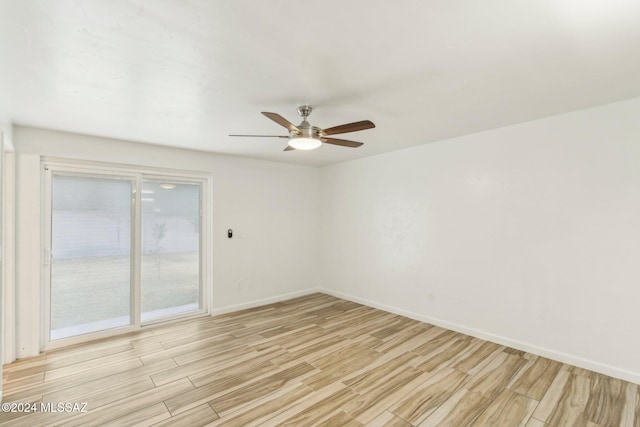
41, 157, 211, 351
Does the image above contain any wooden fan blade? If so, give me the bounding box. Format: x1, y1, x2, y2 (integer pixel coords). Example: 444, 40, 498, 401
283, 146, 296, 151
322, 120, 375, 135
261, 112, 300, 133
229, 134, 289, 138
322, 137, 364, 148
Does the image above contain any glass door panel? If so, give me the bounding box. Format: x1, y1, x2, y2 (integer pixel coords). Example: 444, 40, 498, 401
50, 174, 132, 340
141, 181, 201, 322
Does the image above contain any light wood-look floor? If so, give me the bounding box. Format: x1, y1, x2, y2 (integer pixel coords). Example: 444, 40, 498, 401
1, 293, 639, 426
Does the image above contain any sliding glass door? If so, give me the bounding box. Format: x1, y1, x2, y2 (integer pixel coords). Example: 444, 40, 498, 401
50, 174, 133, 340
45, 166, 206, 344
141, 180, 201, 322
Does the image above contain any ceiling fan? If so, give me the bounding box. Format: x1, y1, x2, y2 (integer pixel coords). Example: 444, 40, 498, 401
230, 105, 375, 151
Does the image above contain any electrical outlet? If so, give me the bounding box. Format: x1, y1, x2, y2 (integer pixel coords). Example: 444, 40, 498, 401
428, 292, 435, 302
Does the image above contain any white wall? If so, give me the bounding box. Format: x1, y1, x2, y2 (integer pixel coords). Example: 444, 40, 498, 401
13, 126, 320, 358
320, 97, 640, 384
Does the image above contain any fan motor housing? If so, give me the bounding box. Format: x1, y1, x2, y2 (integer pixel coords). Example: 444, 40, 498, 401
291, 124, 322, 139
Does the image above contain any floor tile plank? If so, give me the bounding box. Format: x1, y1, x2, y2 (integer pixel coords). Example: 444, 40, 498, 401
533, 371, 592, 426
472, 389, 538, 427
417, 388, 488, 427
367, 410, 413, 427
508, 356, 563, 400
584, 374, 627, 426
390, 367, 470, 425
152, 403, 219, 427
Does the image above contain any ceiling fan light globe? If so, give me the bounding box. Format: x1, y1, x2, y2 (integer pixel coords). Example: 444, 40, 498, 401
288, 137, 321, 150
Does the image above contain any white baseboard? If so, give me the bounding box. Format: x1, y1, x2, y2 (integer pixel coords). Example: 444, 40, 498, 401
320, 288, 640, 385
210, 288, 323, 316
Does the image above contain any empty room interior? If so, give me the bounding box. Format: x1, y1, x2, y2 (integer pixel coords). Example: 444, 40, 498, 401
1, 1, 640, 426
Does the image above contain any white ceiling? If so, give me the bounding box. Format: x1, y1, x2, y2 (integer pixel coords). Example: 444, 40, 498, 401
1, 0, 639, 167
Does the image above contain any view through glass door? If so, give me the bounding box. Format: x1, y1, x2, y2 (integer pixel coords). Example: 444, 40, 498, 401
46, 167, 204, 343
141, 180, 201, 322
50, 174, 133, 340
